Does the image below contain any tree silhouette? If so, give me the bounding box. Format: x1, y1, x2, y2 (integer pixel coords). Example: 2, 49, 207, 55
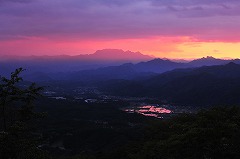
0, 68, 49, 159
0, 68, 43, 131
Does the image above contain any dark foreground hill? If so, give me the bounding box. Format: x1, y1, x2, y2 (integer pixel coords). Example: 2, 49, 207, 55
113, 107, 240, 159
100, 62, 240, 106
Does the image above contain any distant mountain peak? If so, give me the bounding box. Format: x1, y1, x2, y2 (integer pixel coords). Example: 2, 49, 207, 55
225, 62, 238, 66
91, 49, 154, 62
198, 56, 218, 60
189, 56, 227, 67
205, 56, 216, 59
149, 58, 174, 63
154, 58, 165, 60
94, 49, 147, 56
94, 49, 124, 54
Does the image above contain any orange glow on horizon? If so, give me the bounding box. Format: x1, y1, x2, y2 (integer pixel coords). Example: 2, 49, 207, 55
0, 36, 240, 60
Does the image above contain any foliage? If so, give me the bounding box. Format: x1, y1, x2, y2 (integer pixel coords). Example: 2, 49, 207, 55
116, 107, 240, 159
44, 105, 240, 159
0, 68, 50, 159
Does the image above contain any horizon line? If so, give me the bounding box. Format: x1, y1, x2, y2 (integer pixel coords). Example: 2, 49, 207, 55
0, 48, 238, 61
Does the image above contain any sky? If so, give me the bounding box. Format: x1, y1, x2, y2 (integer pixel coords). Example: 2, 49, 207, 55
0, 0, 240, 59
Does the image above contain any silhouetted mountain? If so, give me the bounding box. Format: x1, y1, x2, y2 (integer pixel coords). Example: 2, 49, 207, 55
67, 63, 156, 82
0, 49, 153, 62
2, 52, 240, 84
84, 49, 154, 62
0, 49, 154, 74
102, 62, 240, 106
63, 58, 188, 82
134, 58, 188, 73
189, 56, 240, 67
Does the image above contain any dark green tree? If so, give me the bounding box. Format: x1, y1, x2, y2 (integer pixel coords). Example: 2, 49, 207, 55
0, 68, 49, 159
119, 107, 240, 159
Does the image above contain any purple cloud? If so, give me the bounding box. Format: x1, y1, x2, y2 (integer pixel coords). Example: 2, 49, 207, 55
0, 0, 240, 42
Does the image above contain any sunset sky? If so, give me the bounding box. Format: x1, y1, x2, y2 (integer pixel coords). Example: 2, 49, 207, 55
1, 0, 240, 59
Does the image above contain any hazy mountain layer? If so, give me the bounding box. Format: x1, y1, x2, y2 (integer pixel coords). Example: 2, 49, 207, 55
100, 63, 240, 106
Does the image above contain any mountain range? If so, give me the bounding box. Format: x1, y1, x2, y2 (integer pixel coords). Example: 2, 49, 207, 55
46, 56, 240, 82
189, 56, 240, 67
1, 49, 240, 84
0, 49, 154, 76
100, 62, 240, 106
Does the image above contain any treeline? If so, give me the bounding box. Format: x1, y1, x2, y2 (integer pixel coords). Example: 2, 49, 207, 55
74, 107, 240, 159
